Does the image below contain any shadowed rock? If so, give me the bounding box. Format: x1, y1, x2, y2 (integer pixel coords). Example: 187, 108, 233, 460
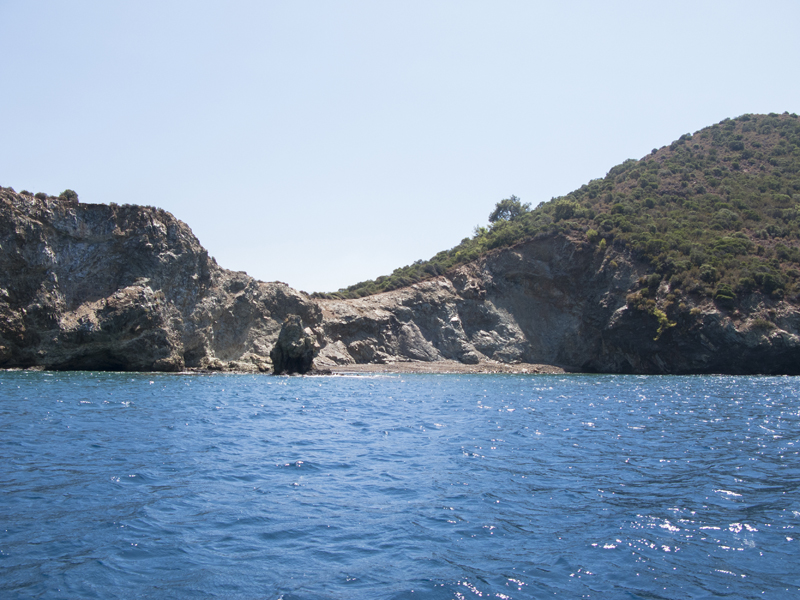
270, 315, 317, 374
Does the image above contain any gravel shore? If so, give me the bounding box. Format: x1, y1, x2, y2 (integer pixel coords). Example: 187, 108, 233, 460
319, 360, 566, 375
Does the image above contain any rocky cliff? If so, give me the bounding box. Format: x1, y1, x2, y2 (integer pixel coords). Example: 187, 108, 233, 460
2, 187, 799, 374
315, 233, 800, 374
0, 189, 317, 372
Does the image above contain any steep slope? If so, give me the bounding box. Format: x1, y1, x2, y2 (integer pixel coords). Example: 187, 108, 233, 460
0, 191, 319, 371
310, 113, 800, 374
325, 112, 800, 303
314, 231, 800, 374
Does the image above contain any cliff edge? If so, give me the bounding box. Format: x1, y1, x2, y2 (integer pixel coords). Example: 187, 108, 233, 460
2, 186, 798, 374
0, 190, 318, 372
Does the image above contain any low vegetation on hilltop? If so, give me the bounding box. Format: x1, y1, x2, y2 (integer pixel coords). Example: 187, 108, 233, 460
315, 112, 800, 307
5, 189, 80, 203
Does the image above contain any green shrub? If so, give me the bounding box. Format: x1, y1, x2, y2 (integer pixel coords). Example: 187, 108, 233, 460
712, 208, 741, 230
750, 318, 776, 330
59, 189, 79, 202
653, 308, 676, 340
699, 264, 718, 282
753, 269, 784, 294
553, 201, 577, 221
713, 283, 736, 307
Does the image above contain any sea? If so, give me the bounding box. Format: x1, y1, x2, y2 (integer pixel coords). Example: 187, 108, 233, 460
0, 371, 798, 599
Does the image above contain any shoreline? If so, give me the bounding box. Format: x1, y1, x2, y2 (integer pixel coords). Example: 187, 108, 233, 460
0, 360, 567, 376
316, 360, 567, 375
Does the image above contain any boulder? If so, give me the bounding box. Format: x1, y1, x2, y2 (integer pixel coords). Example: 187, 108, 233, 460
270, 315, 317, 374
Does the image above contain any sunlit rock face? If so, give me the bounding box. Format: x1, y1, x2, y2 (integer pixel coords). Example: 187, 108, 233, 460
0, 188, 319, 372
314, 233, 800, 375
2, 187, 798, 374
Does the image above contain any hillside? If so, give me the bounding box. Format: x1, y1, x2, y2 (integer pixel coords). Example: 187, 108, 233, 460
2, 112, 800, 374
323, 112, 800, 308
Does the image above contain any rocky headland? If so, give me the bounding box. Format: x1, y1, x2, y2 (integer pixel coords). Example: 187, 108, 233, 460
1, 197, 797, 376
3, 114, 800, 375
0, 191, 316, 373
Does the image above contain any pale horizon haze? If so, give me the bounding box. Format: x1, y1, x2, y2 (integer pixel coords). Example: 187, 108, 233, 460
2, 1, 799, 292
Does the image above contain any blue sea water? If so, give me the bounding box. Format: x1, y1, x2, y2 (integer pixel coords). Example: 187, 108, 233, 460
0, 372, 798, 599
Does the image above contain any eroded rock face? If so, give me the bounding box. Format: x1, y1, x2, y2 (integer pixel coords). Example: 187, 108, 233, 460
2, 188, 799, 374
270, 315, 318, 374
313, 234, 800, 374
314, 235, 619, 370
0, 189, 320, 372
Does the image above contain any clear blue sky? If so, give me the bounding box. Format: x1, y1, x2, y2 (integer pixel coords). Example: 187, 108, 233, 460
2, 1, 799, 293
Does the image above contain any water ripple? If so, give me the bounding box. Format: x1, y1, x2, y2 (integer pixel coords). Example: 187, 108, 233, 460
0, 372, 798, 598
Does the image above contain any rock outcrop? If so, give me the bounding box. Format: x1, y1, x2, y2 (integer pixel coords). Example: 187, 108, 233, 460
270, 316, 318, 374
314, 234, 800, 374
2, 187, 799, 374
0, 189, 320, 372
